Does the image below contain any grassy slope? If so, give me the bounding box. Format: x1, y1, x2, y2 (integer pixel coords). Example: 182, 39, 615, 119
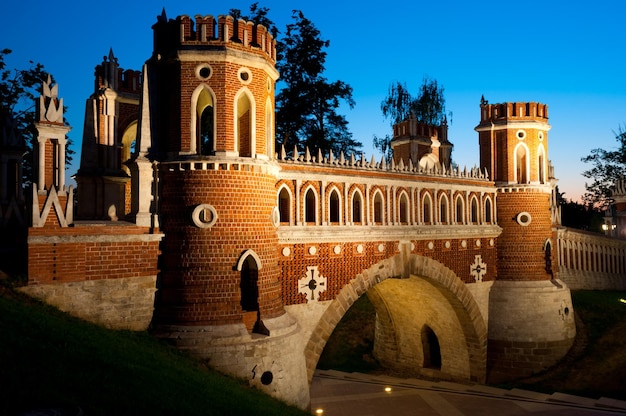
0, 286, 309, 416
319, 290, 626, 401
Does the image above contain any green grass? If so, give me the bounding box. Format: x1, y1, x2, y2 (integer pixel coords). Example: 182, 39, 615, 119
0, 285, 309, 416
319, 289, 626, 400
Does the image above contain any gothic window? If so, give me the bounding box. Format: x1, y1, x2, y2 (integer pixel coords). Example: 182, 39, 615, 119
455, 196, 465, 224
373, 191, 384, 224
304, 187, 317, 224
515, 143, 529, 184
236, 91, 253, 157
240, 255, 259, 312
422, 193, 432, 224
439, 194, 449, 224
470, 197, 479, 224
399, 192, 409, 224
194, 87, 215, 155
351, 190, 363, 224
278, 186, 291, 224
329, 189, 340, 224
484, 197, 493, 223
538, 144, 546, 184
421, 325, 442, 369
120, 121, 137, 175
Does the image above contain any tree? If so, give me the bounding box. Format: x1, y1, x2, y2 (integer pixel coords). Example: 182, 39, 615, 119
229, 2, 280, 37
374, 76, 449, 159
581, 126, 626, 208
275, 10, 359, 155
0, 49, 73, 186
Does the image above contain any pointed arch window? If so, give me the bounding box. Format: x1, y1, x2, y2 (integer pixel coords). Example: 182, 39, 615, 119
455, 196, 465, 224
399, 192, 409, 224
236, 92, 253, 157
352, 190, 363, 224
515, 144, 529, 184
422, 194, 432, 224
439, 194, 449, 224
240, 255, 259, 313
538, 145, 546, 184
278, 186, 291, 224
484, 197, 493, 224
305, 187, 317, 224
470, 197, 479, 224
196, 88, 215, 155
329, 189, 340, 224
373, 191, 384, 225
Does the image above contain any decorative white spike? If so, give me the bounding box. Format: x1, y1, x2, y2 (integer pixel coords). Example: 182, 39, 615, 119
398, 158, 405, 171
390, 158, 396, 170
349, 152, 354, 166
339, 151, 345, 165
293, 145, 299, 161
280, 144, 287, 160
408, 158, 414, 172
370, 154, 376, 167
381, 156, 386, 170
329, 149, 334, 164
305, 146, 311, 162
317, 148, 323, 163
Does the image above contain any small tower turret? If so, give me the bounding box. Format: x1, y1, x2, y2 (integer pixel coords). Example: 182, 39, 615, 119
475, 99, 575, 382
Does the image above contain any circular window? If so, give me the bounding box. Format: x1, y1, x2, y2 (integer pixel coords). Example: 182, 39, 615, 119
195, 64, 212, 81
191, 204, 218, 228
239, 68, 252, 84
516, 130, 526, 140
516, 211, 532, 226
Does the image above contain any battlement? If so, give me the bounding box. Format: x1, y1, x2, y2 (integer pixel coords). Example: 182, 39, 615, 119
479, 99, 548, 124
393, 118, 448, 142
153, 11, 276, 63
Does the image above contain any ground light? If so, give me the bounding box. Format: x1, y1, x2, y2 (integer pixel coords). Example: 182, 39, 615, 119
619, 298, 626, 304
315, 408, 324, 414
385, 387, 392, 393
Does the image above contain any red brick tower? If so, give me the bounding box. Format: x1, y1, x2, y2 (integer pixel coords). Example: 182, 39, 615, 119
475, 98, 575, 382
142, 12, 284, 334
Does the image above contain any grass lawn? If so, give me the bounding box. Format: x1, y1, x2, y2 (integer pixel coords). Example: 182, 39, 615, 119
0, 284, 309, 416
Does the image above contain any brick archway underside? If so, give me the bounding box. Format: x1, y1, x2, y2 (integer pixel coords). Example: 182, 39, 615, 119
304, 254, 488, 383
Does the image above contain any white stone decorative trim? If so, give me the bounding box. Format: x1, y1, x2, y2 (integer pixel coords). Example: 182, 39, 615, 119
356, 244, 364, 253
191, 204, 217, 228
195, 63, 213, 81
378, 243, 385, 252
333, 245, 341, 254
516, 212, 532, 227
470, 255, 487, 282
281, 247, 291, 257
271, 206, 280, 227
308, 246, 317, 255
298, 266, 326, 302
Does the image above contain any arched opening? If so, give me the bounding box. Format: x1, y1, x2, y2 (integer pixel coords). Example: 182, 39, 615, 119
470, 197, 479, 224
439, 194, 448, 224
422, 325, 442, 369
120, 121, 137, 174
278, 186, 291, 224
484, 197, 492, 224
329, 189, 340, 224
196, 88, 215, 155
351, 191, 363, 224
515, 144, 529, 184
236, 92, 253, 157
538, 145, 546, 184
455, 196, 464, 224
305, 188, 317, 224
399, 192, 409, 224
239, 253, 269, 336
373, 191, 384, 225
422, 194, 432, 224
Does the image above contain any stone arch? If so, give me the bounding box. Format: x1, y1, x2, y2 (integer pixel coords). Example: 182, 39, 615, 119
327, 185, 342, 224
349, 187, 364, 225
277, 184, 293, 225
438, 192, 449, 224
372, 188, 385, 225
120, 120, 137, 175
304, 254, 488, 384
422, 192, 433, 224
514, 142, 530, 184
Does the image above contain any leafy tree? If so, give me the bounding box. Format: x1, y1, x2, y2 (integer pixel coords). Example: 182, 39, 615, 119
0, 49, 73, 186
229, 2, 279, 37
581, 126, 626, 208
374, 76, 449, 159
275, 10, 359, 155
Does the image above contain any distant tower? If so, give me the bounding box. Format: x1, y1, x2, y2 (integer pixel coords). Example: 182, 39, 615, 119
75, 50, 141, 221
137, 12, 301, 401
390, 115, 453, 169
475, 98, 575, 382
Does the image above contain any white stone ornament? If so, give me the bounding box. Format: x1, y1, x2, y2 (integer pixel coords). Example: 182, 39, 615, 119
298, 266, 327, 302
470, 255, 487, 282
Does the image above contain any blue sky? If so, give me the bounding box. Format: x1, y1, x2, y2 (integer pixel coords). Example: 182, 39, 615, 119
3, 0, 625, 201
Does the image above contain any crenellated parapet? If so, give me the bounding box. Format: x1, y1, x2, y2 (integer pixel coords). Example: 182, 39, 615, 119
479, 97, 548, 123
153, 10, 276, 62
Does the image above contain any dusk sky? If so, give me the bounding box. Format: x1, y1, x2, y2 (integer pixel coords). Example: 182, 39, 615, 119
3, 1, 625, 201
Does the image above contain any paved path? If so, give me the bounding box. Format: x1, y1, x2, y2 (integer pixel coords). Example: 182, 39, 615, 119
310, 370, 626, 415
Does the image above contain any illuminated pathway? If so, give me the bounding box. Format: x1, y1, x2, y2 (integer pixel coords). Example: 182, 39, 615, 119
310, 370, 626, 415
